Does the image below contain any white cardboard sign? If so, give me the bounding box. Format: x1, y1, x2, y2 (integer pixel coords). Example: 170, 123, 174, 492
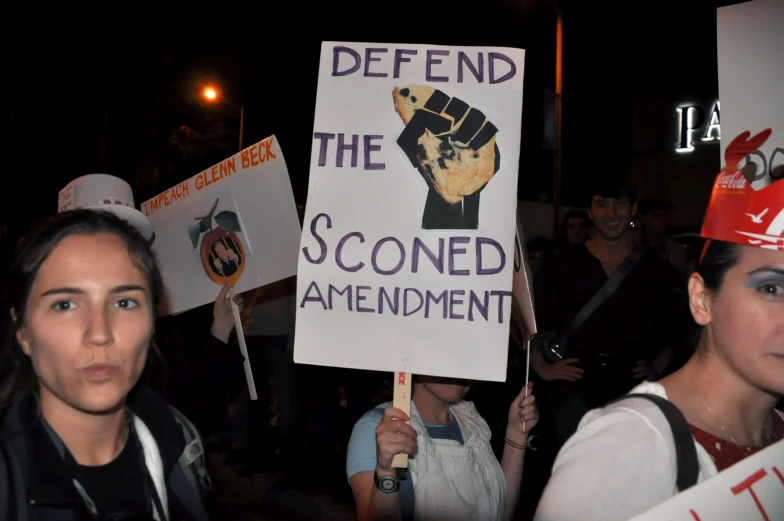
630, 439, 784, 521
717, 0, 784, 189
294, 41, 525, 381
143, 136, 302, 316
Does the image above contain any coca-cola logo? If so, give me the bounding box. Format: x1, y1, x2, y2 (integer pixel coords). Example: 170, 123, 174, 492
716, 171, 747, 190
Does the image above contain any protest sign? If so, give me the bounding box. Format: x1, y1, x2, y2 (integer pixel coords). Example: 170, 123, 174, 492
294, 42, 525, 381
717, 0, 783, 190
630, 439, 784, 521
143, 136, 301, 315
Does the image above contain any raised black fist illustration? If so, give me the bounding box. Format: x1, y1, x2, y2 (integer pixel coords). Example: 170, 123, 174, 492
393, 85, 501, 230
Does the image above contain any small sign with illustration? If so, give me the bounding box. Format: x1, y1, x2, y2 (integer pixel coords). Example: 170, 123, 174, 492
144, 136, 302, 316
294, 42, 526, 382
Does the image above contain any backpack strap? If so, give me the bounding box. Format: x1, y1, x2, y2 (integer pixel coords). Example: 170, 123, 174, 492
168, 406, 212, 496
606, 393, 699, 492
547, 245, 651, 361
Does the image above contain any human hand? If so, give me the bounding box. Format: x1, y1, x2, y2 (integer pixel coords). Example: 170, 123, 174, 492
375, 406, 418, 472
633, 360, 649, 380
211, 283, 244, 344
507, 381, 538, 440
538, 358, 584, 381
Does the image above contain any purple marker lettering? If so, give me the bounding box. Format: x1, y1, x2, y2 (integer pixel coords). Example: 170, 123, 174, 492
425, 290, 448, 319
379, 287, 401, 315
449, 290, 465, 319
404, 288, 424, 316
356, 286, 375, 312
448, 236, 470, 275
335, 232, 365, 272
412, 237, 444, 274
489, 52, 516, 84
300, 281, 327, 309
364, 135, 385, 170
364, 48, 388, 77
476, 237, 506, 275
491, 290, 514, 323
313, 133, 335, 167
328, 284, 353, 311
458, 52, 484, 83
371, 237, 406, 275
426, 50, 450, 82
332, 46, 361, 77
337, 133, 358, 168
394, 49, 417, 78
468, 290, 489, 321
302, 213, 332, 264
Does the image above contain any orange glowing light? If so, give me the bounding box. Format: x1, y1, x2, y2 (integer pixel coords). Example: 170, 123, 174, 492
203, 87, 217, 100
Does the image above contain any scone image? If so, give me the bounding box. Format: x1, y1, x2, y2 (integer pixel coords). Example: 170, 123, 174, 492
393, 85, 500, 230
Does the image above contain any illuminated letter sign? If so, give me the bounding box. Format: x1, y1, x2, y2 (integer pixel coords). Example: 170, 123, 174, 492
676, 100, 720, 153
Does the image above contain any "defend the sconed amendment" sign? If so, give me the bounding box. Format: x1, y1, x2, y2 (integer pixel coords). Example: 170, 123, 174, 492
294, 41, 526, 382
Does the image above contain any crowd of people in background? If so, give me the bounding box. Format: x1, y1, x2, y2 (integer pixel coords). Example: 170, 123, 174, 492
0, 165, 781, 521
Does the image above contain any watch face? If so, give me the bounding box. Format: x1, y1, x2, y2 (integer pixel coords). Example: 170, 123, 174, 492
379, 476, 397, 493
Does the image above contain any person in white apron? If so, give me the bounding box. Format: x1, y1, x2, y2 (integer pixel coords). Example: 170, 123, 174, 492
347, 375, 538, 521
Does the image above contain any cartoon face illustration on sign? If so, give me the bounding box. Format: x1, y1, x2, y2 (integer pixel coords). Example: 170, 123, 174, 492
187, 197, 246, 286
393, 85, 501, 230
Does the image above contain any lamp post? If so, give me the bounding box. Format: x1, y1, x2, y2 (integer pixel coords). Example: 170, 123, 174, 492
551, 9, 563, 246
203, 86, 245, 152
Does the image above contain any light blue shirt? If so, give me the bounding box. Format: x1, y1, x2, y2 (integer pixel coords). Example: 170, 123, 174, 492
346, 402, 464, 521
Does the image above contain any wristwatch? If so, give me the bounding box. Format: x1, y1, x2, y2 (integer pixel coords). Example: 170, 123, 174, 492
374, 469, 400, 494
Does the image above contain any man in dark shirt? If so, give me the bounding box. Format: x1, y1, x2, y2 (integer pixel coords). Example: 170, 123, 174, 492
531, 177, 689, 444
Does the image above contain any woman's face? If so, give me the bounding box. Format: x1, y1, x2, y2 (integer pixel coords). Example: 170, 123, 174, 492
693, 245, 784, 394
16, 233, 154, 415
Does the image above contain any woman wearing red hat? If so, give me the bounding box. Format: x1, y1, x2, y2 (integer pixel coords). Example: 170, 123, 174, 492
534, 130, 784, 520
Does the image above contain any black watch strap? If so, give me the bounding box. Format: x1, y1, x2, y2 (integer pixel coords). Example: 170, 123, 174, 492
374, 469, 400, 494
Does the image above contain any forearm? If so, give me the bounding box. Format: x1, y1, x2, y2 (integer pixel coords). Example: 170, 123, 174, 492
363, 468, 403, 521
530, 347, 548, 378
211, 322, 234, 344
500, 426, 528, 521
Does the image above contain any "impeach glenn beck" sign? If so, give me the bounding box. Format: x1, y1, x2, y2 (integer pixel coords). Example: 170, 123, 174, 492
294, 41, 525, 381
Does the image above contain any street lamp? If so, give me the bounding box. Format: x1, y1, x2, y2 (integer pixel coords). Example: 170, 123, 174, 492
202, 86, 244, 152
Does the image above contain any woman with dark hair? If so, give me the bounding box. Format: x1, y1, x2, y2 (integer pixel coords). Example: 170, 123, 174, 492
534, 136, 784, 520
0, 209, 213, 520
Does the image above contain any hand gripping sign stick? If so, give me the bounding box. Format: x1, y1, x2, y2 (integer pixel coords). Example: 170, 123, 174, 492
229, 289, 258, 400
391, 371, 413, 469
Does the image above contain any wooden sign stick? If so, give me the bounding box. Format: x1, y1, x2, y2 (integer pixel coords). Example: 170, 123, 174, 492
229, 296, 258, 400
391, 371, 412, 469
523, 337, 531, 432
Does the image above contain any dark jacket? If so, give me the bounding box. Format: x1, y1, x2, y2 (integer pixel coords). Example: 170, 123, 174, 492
0, 386, 210, 521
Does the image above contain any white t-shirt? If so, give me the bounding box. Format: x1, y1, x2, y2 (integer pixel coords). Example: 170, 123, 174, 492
533, 382, 719, 521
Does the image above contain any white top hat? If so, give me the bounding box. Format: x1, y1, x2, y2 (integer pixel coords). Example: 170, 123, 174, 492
58, 174, 154, 241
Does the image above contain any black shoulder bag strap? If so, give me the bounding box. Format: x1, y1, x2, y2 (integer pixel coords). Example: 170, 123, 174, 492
607, 393, 700, 492
555, 245, 650, 357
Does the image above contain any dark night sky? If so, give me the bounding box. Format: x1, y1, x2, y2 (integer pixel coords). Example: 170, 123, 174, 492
3, 1, 740, 234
